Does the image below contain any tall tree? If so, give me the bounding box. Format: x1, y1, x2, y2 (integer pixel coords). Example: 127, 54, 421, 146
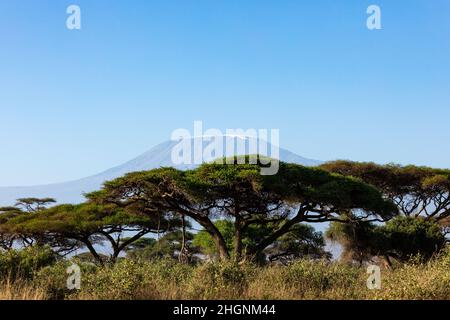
90, 159, 396, 261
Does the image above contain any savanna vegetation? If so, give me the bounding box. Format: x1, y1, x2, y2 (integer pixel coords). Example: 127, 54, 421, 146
0, 157, 449, 300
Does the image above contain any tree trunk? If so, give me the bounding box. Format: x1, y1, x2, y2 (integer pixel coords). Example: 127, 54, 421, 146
234, 217, 243, 261
82, 238, 104, 266
177, 208, 230, 260
249, 207, 307, 257
179, 213, 189, 264
384, 255, 393, 270
197, 216, 230, 260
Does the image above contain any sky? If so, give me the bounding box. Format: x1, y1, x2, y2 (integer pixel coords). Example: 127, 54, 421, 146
1, 0, 450, 186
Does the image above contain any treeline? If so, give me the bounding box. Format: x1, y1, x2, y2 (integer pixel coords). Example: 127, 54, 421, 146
0, 157, 449, 266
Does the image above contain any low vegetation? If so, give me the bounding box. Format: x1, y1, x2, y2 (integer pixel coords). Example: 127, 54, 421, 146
0, 247, 449, 300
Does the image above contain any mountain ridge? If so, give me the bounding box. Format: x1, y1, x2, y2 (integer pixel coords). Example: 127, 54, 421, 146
0, 137, 322, 206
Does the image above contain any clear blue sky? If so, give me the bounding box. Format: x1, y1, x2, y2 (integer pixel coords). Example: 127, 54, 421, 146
1, 0, 449, 186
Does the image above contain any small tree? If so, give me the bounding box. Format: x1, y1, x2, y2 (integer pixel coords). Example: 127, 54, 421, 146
382, 216, 446, 261
6, 202, 181, 265
192, 220, 235, 258
15, 198, 56, 213
326, 215, 446, 265
326, 216, 384, 265
0, 198, 57, 249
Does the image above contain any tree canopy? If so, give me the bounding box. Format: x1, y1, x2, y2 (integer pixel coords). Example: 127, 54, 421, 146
0, 198, 57, 250
320, 160, 450, 221
326, 215, 446, 265
3, 202, 181, 264
8, 158, 449, 265
88, 159, 396, 261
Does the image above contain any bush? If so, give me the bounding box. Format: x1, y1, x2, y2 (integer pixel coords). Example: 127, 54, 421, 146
34, 259, 98, 300
247, 259, 364, 299
381, 216, 446, 261
186, 260, 256, 299
3, 251, 450, 300
0, 246, 57, 280
72, 258, 192, 300
369, 248, 450, 300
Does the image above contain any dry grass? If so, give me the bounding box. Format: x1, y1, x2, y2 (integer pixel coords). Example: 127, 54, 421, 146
2, 250, 450, 300
65, 253, 450, 300
369, 254, 450, 300
0, 279, 48, 300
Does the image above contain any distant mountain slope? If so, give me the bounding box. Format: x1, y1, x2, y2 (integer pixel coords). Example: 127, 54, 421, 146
0, 137, 322, 206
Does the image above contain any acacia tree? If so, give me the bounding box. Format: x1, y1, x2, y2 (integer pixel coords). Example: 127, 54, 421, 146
326, 215, 446, 265
320, 161, 450, 221
0, 207, 19, 250
15, 198, 56, 213
5, 202, 180, 265
0, 198, 57, 250
90, 159, 396, 262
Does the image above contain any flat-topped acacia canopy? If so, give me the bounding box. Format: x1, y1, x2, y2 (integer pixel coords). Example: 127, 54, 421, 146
320, 160, 450, 221
3, 202, 180, 264
87, 159, 397, 260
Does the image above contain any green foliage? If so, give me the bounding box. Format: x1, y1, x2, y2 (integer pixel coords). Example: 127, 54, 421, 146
8, 203, 162, 235
7, 159, 441, 265
125, 231, 198, 261
187, 260, 256, 298
15, 198, 56, 213
193, 219, 330, 262
382, 216, 446, 261
34, 259, 98, 299
4, 202, 182, 264
320, 160, 450, 221
267, 224, 331, 262
281, 259, 362, 295
0, 246, 57, 280
4, 252, 450, 300
73, 258, 192, 300
193, 220, 235, 256
326, 216, 446, 264
90, 159, 395, 261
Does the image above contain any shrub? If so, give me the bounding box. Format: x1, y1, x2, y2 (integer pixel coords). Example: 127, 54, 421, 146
0, 246, 57, 280
2, 250, 450, 300
34, 259, 98, 300
247, 259, 364, 299
369, 248, 450, 300
186, 260, 256, 299
72, 258, 192, 300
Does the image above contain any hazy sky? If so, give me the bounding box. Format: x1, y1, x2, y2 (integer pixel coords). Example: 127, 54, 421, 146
1, 0, 449, 186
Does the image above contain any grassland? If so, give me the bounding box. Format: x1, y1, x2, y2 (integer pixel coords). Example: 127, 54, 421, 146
1, 249, 449, 300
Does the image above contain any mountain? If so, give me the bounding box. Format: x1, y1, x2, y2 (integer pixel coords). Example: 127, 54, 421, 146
0, 136, 322, 206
